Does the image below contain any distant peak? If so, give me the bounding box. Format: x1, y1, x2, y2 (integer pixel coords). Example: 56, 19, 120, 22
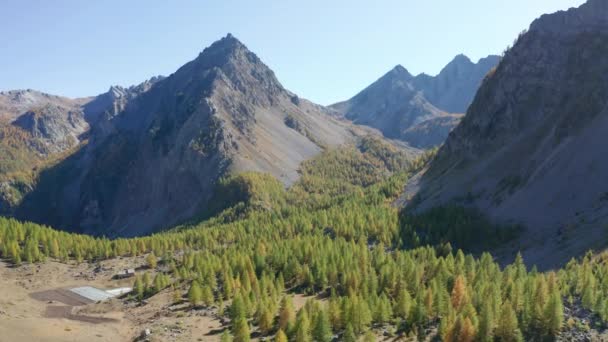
219, 33, 243, 46
451, 54, 473, 64
191, 33, 259, 71
386, 64, 412, 78
203, 33, 247, 54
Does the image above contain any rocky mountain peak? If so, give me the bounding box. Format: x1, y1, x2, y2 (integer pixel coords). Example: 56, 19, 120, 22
382, 64, 413, 82
450, 53, 473, 64
194, 34, 262, 71
390, 64, 411, 75
169, 34, 285, 108
107, 85, 127, 99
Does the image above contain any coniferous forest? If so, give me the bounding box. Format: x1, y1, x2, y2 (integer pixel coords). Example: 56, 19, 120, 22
1, 138, 607, 341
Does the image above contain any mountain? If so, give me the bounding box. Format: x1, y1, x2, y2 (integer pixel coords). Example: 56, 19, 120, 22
0, 90, 88, 214
330, 66, 449, 148
403, 0, 608, 268
0, 90, 88, 154
15, 34, 386, 236
0, 80, 161, 215
413, 54, 500, 113
330, 55, 498, 148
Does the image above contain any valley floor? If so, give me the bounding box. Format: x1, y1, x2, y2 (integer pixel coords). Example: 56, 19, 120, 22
0, 259, 233, 342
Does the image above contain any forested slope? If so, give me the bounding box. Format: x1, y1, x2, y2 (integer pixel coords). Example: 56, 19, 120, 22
0, 139, 606, 341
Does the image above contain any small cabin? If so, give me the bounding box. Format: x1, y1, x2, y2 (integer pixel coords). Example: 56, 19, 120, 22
114, 268, 135, 279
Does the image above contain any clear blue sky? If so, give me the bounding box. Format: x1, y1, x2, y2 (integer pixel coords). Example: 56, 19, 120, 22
0, 0, 586, 105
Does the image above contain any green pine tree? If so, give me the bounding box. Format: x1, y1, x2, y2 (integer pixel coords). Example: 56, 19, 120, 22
544, 290, 564, 336
188, 280, 203, 307
295, 311, 312, 342
495, 301, 523, 342
312, 309, 332, 342
232, 318, 250, 342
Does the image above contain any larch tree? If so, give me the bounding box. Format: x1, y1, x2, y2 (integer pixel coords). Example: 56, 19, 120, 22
544, 289, 564, 336
294, 311, 312, 342
275, 329, 288, 342
278, 296, 296, 332
146, 252, 158, 269
343, 323, 357, 342
134, 275, 145, 300
495, 301, 523, 342
258, 307, 274, 336
451, 275, 468, 311
312, 309, 332, 342
188, 280, 203, 307
232, 318, 250, 342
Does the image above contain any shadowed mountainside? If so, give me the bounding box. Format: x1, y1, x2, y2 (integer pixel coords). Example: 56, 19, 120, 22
402, 0, 608, 269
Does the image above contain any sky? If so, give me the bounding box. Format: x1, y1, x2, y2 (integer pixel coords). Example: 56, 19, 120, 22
0, 0, 586, 105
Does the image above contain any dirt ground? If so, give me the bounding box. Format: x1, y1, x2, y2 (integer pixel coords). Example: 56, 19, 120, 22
0, 260, 136, 342
0, 259, 317, 342
0, 258, 395, 342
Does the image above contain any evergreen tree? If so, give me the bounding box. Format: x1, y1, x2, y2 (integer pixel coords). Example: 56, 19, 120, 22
275, 329, 288, 342
153, 273, 167, 293
328, 295, 342, 331
451, 275, 468, 311
172, 286, 182, 303
201, 284, 214, 306
373, 294, 393, 323
142, 272, 152, 290
146, 252, 158, 269
447, 316, 476, 342
134, 275, 144, 300
220, 330, 233, 342
188, 280, 203, 306
343, 323, 357, 342
478, 301, 495, 342
231, 294, 247, 321
312, 309, 332, 342
232, 318, 250, 342
278, 296, 295, 332
394, 288, 412, 320
544, 289, 564, 336
258, 307, 274, 336
495, 301, 523, 342
294, 311, 312, 342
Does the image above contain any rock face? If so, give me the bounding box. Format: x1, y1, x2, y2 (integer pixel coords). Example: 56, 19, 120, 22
17, 34, 359, 236
400, 114, 463, 149
12, 105, 88, 154
405, 0, 608, 268
83, 76, 164, 124
0, 89, 91, 155
0, 89, 87, 122
330, 55, 498, 148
